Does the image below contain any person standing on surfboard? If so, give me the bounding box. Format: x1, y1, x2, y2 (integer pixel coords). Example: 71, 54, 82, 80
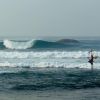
88, 49, 97, 71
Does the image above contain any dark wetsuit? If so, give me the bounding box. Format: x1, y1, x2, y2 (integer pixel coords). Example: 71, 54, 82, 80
88, 55, 94, 65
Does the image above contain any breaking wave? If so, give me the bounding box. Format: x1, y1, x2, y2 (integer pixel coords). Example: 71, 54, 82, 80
3, 39, 35, 49
3, 39, 79, 49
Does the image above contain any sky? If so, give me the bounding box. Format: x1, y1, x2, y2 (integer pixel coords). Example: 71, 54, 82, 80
0, 0, 100, 38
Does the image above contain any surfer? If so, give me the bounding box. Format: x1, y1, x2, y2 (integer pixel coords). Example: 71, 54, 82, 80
88, 49, 97, 71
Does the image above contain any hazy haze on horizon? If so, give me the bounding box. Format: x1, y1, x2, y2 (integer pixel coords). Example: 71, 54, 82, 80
0, 0, 100, 38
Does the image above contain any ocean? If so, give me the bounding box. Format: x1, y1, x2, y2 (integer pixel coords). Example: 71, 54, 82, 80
0, 38, 100, 100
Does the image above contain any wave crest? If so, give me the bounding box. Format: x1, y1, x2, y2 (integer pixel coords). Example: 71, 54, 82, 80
3, 39, 34, 49
3, 39, 79, 49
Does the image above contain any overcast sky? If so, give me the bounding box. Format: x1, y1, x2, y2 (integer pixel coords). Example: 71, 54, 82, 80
0, 0, 100, 38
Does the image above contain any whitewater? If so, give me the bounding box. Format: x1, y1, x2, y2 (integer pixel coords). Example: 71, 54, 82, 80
0, 50, 99, 68
0, 38, 100, 100
0, 39, 99, 69
3, 39, 35, 49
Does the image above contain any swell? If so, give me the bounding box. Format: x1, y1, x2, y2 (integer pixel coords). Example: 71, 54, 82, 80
2, 39, 80, 49
0, 39, 99, 50
0, 41, 6, 49
0, 68, 100, 90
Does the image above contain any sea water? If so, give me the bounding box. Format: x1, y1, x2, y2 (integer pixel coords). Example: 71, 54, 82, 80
0, 37, 100, 100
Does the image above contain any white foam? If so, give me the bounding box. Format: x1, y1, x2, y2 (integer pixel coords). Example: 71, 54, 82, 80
0, 61, 99, 69
0, 51, 98, 59
3, 39, 35, 49
0, 50, 99, 69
